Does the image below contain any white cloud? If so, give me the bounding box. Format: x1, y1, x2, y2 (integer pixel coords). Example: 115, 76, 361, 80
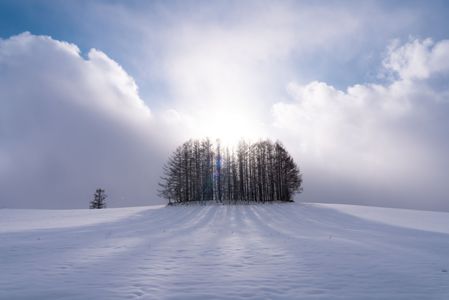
383, 38, 449, 81
1, 30, 448, 211
0, 33, 161, 208
272, 38, 449, 210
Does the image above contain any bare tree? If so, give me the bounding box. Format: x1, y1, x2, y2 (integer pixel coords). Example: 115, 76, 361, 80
159, 139, 302, 204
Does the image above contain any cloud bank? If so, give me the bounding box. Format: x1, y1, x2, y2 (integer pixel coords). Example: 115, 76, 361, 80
0, 33, 163, 208
273, 38, 449, 210
0, 31, 448, 211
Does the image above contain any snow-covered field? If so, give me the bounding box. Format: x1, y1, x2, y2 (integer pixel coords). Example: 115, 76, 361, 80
1, 203, 449, 299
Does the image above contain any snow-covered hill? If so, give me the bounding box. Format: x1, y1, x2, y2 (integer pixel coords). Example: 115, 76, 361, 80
1, 203, 449, 299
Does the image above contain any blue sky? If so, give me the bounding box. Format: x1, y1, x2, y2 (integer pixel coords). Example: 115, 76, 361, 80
2, 0, 449, 101
1, 1, 449, 210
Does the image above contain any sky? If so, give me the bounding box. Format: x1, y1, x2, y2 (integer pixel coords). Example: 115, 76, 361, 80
1, 0, 449, 210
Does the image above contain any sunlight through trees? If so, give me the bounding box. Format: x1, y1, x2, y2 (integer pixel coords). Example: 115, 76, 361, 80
159, 139, 302, 204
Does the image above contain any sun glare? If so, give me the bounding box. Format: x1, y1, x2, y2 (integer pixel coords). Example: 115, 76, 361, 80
194, 111, 261, 148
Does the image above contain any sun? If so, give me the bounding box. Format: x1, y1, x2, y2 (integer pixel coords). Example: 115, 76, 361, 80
194, 110, 261, 148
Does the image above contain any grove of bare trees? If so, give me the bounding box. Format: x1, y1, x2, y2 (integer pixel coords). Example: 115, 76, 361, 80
159, 139, 302, 204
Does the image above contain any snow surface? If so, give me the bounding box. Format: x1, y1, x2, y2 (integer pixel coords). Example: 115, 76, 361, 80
316, 203, 449, 234
0, 206, 161, 233
1, 203, 449, 299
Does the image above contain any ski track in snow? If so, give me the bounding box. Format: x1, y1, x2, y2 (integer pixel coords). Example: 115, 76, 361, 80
1, 203, 449, 299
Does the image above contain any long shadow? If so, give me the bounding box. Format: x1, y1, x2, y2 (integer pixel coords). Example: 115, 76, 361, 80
4, 204, 449, 299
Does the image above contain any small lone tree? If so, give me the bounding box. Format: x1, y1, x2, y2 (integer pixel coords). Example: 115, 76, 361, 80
90, 188, 107, 209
